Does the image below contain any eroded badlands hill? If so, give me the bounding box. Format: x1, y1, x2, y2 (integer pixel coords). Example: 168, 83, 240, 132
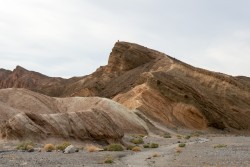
1, 42, 250, 132
0, 88, 147, 142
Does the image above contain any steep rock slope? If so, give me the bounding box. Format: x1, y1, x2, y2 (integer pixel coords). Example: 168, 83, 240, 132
0, 88, 147, 142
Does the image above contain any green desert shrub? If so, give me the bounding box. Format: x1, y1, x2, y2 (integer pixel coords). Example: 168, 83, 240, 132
184, 135, 191, 139
214, 144, 227, 148
56, 142, 71, 151
16, 141, 34, 151
143, 143, 159, 148
130, 137, 144, 145
178, 143, 186, 147
150, 143, 159, 148
104, 155, 114, 164
143, 143, 150, 148
104, 144, 124, 151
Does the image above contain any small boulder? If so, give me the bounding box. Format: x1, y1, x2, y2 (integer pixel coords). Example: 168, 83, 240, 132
64, 145, 77, 154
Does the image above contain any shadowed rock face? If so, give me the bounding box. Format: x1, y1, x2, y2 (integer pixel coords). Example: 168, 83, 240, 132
0, 89, 147, 142
1, 41, 250, 131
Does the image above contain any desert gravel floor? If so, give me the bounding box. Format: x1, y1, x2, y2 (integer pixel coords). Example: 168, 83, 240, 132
0, 135, 250, 167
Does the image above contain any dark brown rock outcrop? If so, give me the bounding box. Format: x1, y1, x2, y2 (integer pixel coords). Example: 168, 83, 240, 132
0, 66, 82, 97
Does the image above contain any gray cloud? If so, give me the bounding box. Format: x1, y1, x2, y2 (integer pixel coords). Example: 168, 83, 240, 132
0, 0, 249, 78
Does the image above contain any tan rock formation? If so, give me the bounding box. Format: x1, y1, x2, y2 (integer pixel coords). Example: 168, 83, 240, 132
0, 88, 147, 142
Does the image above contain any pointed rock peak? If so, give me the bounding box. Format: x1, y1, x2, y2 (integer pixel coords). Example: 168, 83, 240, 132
107, 41, 165, 71
15, 65, 27, 70
13, 65, 29, 73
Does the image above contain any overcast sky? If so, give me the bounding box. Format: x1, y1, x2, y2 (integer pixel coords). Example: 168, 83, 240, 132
0, 0, 249, 78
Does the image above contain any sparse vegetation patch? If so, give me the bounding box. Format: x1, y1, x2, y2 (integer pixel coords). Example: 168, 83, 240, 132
150, 143, 159, 148
176, 135, 182, 139
143, 143, 150, 148
132, 146, 141, 152
184, 135, 191, 139
104, 155, 114, 164
130, 137, 144, 144
16, 141, 34, 152
126, 145, 136, 150
214, 144, 227, 148
44, 144, 55, 152
56, 142, 71, 151
178, 143, 186, 147
85, 144, 102, 152
104, 144, 124, 151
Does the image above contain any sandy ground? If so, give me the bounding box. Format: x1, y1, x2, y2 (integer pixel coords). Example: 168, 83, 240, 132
0, 134, 250, 167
